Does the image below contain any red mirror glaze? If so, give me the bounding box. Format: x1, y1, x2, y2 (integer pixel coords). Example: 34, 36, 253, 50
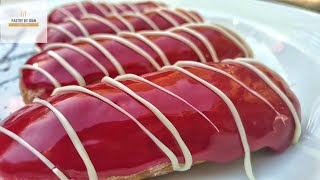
23, 24, 251, 102
1, 62, 300, 179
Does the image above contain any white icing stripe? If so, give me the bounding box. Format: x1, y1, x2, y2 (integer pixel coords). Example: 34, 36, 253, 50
170, 25, 218, 62
126, 3, 140, 13
34, 98, 98, 180
81, 14, 121, 33
65, 17, 89, 37
74, 37, 125, 75
48, 51, 86, 86
177, 9, 202, 23
56, 7, 75, 19
76, 2, 88, 16
186, 24, 250, 58
161, 65, 254, 180
115, 74, 219, 132
162, 9, 194, 23
20, 64, 61, 88
123, 13, 159, 31
114, 4, 127, 12
102, 76, 193, 171
224, 59, 301, 144
183, 11, 201, 23
41, 23, 249, 91
53, 168, 69, 180
119, 32, 170, 66
0, 126, 69, 180
48, 24, 76, 40
92, 34, 161, 70
112, 14, 135, 32
154, 9, 180, 27
87, 1, 109, 16
143, 7, 201, 27
175, 61, 281, 115
140, 31, 207, 63
104, 3, 118, 14
52, 85, 187, 172
44, 43, 109, 76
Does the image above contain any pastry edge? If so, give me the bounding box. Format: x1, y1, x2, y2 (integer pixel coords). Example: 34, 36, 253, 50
105, 161, 204, 180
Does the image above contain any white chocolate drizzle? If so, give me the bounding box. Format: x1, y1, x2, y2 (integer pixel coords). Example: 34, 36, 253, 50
20, 64, 61, 88
33, 23, 250, 90
183, 10, 201, 23
47, 24, 76, 40
190, 24, 251, 57
143, 7, 202, 28
111, 14, 135, 32
81, 14, 121, 33
126, 3, 140, 13
161, 65, 255, 180
170, 25, 218, 62
52, 1, 165, 24
74, 37, 125, 75
160, 8, 194, 23
123, 13, 160, 31
102, 76, 193, 171
91, 34, 161, 70
140, 31, 207, 63
76, 2, 88, 16
118, 32, 170, 66
0, 126, 69, 180
174, 61, 282, 115
13, 59, 297, 180
115, 74, 219, 132
101, 3, 118, 14
114, 4, 127, 13
44, 43, 109, 76
52, 85, 190, 172
223, 58, 301, 143
48, 50, 86, 86
153, 9, 179, 27
87, 1, 109, 16
56, 7, 75, 19
48, 8, 200, 44
34, 98, 98, 180
141, 8, 202, 34
65, 17, 89, 37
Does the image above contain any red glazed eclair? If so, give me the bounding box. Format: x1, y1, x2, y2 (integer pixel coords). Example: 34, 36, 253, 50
1, 59, 301, 179
48, 1, 165, 24
38, 8, 203, 50
21, 23, 253, 103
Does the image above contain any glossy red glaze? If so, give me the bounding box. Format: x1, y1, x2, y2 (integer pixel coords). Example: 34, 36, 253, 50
23, 25, 249, 100
48, 1, 165, 24
38, 9, 203, 49
0, 62, 300, 179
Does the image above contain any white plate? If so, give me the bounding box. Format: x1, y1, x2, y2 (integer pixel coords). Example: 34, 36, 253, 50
0, 1, 320, 179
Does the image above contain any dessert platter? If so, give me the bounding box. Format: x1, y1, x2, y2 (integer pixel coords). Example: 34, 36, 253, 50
0, 0, 320, 179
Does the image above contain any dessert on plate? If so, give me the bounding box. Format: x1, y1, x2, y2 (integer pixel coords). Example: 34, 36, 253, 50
21, 23, 253, 103
0, 59, 301, 180
38, 8, 202, 50
0, 1, 302, 179
48, 1, 165, 24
